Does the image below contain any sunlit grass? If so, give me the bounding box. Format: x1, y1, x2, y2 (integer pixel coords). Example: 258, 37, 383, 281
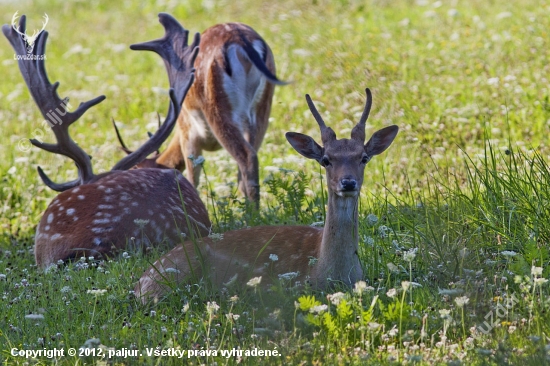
1, 0, 550, 364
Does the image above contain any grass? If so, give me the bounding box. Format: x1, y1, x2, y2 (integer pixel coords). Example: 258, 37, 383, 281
1, 0, 550, 364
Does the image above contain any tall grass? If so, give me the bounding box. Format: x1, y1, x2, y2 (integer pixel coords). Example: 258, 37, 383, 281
1, 0, 550, 364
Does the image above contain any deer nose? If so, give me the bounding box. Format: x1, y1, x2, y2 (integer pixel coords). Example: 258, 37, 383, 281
340, 178, 357, 191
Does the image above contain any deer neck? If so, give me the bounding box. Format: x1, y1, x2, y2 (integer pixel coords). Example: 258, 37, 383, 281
313, 188, 362, 287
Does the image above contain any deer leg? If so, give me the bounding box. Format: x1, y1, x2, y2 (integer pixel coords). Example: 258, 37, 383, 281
205, 110, 260, 205
155, 126, 186, 171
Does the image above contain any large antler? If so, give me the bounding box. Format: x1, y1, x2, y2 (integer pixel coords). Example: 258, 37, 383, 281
112, 13, 200, 170
3, 15, 105, 191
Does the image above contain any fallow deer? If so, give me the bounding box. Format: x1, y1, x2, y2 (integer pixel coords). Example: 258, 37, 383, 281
3, 13, 212, 268
125, 22, 286, 207
135, 88, 399, 302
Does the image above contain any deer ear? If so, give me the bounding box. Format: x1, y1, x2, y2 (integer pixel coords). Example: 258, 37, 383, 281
364, 125, 399, 157
286, 132, 324, 161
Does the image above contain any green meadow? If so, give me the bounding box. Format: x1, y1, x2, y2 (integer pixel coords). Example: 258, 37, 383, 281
1, 0, 550, 364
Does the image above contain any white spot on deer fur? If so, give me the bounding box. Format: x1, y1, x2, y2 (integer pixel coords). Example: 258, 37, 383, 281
160, 214, 166, 220
105, 187, 113, 193
73, 216, 79, 222
51, 233, 61, 240
93, 218, 110, 224
67, 208, 75, 216
104, 196, 114, 202
98, 185, 105, 190
91, 227, 105, 233
73, 187, 80, 193
98, 204, 114, 210
148, 209, 154, 215
123, 207, 130, 215
165, 222, 171, 229
112, 216, 121, 223
58, 206, 64, 211
192, 208, 199, 214
131, 202, 138, 207
47, 213, 54, 224
44, 225, 50, 231
120, 194, 131, 201
78, 195, 85, 200
93, 238, 102, 246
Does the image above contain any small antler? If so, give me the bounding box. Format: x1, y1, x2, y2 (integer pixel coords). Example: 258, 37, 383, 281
305, 94, 336, 144
112, 12, 200, 171
350, 88, 373, 143
3, 15, 105, 191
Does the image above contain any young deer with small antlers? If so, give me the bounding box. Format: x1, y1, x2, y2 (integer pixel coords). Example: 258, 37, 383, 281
3, 13, 212, 268
135, 88, 398, 302
124, 22, 285, 206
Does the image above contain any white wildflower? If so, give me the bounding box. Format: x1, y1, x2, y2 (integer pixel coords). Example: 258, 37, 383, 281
439, 309, 451, 318
364, 236, 375, 246
454, 296, 470, 307
226, 313, 240, 321
378, 225, 389, 238
366, 214, 379, 226
403, 248, 418, 262
206, 301, 220, 314
310, 304, 328, 314
327, 292, 346, 305
247, 276, 262, 288
437, 288, 464, 296
208, 232, 224, 241
387, 262, 399, 273
386, 288, 398, 298
60, 286, 71, 293
354, 280, 368, 294
401, 281, 411, 291
531, 266, 543, 276
500, 251, 517, 257
534, 278, 548, 286
487, 77, 499, 86
278, 272, 299, 281
269, 254, 279, 262
87, 289, 107, 296
181, 303, 190, 313
367, 322, 381, 331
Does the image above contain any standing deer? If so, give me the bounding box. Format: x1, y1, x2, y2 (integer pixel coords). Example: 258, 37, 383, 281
135, 88, 399, 302
3, 13, 211, 268
126, 22, 286, 207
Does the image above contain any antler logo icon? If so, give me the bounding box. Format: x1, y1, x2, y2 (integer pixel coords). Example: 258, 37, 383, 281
12, 11, 49, 54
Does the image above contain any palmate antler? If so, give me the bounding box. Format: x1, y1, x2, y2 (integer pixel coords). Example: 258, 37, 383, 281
2, 13, 200, 191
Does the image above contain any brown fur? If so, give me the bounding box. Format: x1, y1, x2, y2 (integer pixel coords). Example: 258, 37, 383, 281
35, 169, 211, 268
135, 91, 399, 302
152, 23, 281, 205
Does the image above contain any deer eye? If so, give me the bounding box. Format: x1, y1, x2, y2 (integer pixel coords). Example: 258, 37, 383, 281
321, 156, 331, 167
361, 155, 370, 164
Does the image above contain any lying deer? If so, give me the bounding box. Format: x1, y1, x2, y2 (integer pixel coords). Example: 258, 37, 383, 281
135, 88, 398, 302
123, 22, 286, 206
3, 13, 211, 268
